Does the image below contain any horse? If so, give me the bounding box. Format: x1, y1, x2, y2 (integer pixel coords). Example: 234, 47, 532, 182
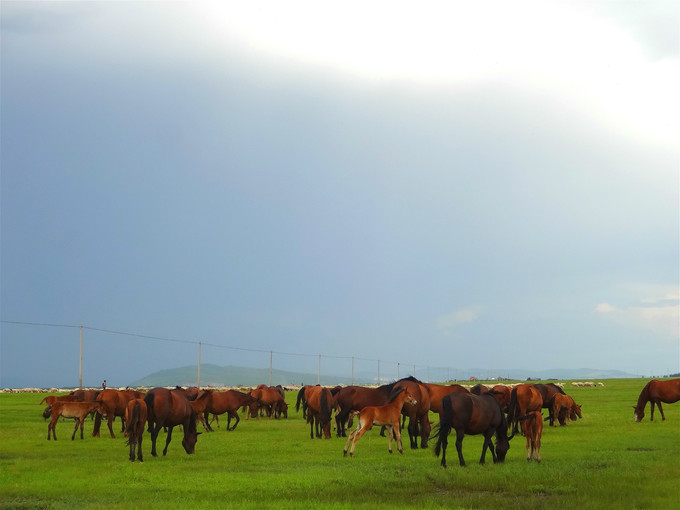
520, 410, 543, 462
506, 384, 543, 436
68, 389, 100, 402
333, 382, 400, 437
469, 384, 490, 395
633, 378, 680, 422
531, 383, 566, 426
552, 393, 582, 426
123, 398, 147, 462
433, 392, 511, 468
39, 394, 76, 407
423, 383, 469, 415
46, 401, 104, 441
93, 388, 145, 438
250, 386, 286, 419
491, 385, 512, 412
204, 390, 260, 431
144, 387, 206, 456
343, 387, 417, 457
394, 376, 432, 449
304, 386, 335, 439
189, 390, 214, 431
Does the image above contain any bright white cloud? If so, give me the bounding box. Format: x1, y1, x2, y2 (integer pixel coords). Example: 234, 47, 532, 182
594, 302, 616, 314
437, 307, 481, 329
197, 0, 678, 149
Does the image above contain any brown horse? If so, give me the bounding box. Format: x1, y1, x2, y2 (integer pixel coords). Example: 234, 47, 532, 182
520, 410, 543, 462
433, 392, 511, 468
334, 382, 400, 437
123, 398, 147, 462
531, 383, 566, 426
423, 383, 469, 415
634, 378, 680, 422
68, 389, 100, 402
491, 385, 512, 412
507, 384, 543, 435
39, 394, 76, 407
552, 393, 582, 426
250, 386, 286, 419
394, 377, 432, 449
343, 387, 417, 457
46, 401, 104, 440
470, 384, 490, 395
204, 390, 260, 431
304, 386, 335, 439
93, 388, 145, 438
144, 387, 206, 456
189, 390, 214, 431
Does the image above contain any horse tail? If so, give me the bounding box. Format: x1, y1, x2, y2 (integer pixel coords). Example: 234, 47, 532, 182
144, 391, 156, 433
39, 396, 48, 405
295, 387, 305, 413
320, 388, 331, 422
507, 387, 519, 435
125, 400, 140, 442
434, 395, 452, 458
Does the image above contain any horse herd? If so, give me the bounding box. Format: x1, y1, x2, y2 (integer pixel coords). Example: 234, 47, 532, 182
39, 377, 680, 467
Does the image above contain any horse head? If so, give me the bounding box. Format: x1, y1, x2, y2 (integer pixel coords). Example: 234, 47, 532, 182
571, 404, 582, 420
633, 406, 644, 422
42, 406, 52, 420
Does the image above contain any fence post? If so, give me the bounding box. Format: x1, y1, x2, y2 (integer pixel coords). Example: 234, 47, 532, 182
78, 324, 83, 389
197, 341, 202, 388
318, 354, 321, 385
269, 351, 273, 386
377, 360, 380, 385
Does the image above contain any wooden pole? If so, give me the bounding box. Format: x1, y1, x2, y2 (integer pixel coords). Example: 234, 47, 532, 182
197, 341, 202, 389
78, 324, 83, 389
317, 354, 321, 385
269, 350, 273, 386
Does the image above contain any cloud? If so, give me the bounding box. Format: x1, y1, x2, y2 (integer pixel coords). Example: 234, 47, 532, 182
595, 287, 679, 340
437, 307, 481, 329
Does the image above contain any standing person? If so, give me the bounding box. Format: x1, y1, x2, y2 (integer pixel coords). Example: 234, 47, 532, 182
102, 379, 107, 390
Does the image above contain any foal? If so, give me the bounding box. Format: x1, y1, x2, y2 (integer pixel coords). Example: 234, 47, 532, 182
343, 387, 417, 457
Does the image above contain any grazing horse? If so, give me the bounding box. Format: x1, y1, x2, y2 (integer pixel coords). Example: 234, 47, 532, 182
520, 411, 543, 462
68, 389, 100, 402
343, 387, 417, 457
93, 388, 145, 438
123, 398, 147, 462
144, 387, 206, 456
333, 382, 399, 437
423, 383, 469, 415
46, 401, 104, 441
204, 390, 260, 431
250, 386, 286, 419
189, 390, 214, 431
531, 383, 566, 426
394, 376, 432, 449
552, 393, 582, 426
39, 394, 76, 407
634, 378, 680, 422
433, 392, 511, 468
507, 384, 543, 436
304, 386, 337, 439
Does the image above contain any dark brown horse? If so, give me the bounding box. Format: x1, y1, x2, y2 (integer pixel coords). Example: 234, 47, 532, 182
304, 386, 335, 439
433, 392, 511, 468
531, 383, 566, 426
634, 378, 680, 422
333, 381, 400, 437
507, 384, 543, 435
204, 390, 260, 431
394, 377, 432, 449
491, 385, 512, 412
250, 386, 286, 419
144, 387, 206, 456
469, 384, 490, 395
123, 398, 147, 462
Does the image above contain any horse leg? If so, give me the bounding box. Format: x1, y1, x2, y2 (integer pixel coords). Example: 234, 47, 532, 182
657, 401, 666, 421
71, 420, 79, 441
230, 412, 240, 431
343, 427, 359, 457
348, 425, 370, 457
419, 415, 431, 449
129, 433, 136, 462
479, 430, 494, 464
137, 433, 144, 462
107, 415, 116, 438
407, 417, 418, 449
394, 422, 404, 454
121, 416, 126, 433
387, 425, 394, 454
150, 421, 164, 457
455, 429, 466, 467
162, 426, 174, 456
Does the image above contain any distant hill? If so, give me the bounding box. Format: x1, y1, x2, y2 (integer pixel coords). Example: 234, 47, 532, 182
130, 364, 638, 387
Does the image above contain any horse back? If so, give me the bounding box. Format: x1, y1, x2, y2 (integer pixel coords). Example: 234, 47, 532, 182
650, 378, 680, 403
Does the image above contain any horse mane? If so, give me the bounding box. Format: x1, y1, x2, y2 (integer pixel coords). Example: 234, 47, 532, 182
635, 381, 651, 410
330, 386, 342, 396
547, 383, 566, 395
386, 386, 406, 403
397, 375, 423, 384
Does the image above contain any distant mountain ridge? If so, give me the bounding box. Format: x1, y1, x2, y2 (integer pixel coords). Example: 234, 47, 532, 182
130, 363, 638, 387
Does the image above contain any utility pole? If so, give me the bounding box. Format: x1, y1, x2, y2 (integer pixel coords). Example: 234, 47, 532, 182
78, 324, 83, 389
317, 355, 321, 385
269, 350, 273, 386
197, 341, 202, 389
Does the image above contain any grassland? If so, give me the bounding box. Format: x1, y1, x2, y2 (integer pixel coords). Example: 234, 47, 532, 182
1, 379, 678, 510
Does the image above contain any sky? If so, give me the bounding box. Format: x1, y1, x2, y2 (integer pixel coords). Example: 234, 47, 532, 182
1, 0, 678, 388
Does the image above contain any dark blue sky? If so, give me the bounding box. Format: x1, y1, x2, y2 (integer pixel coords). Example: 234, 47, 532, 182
1, 1, 678, 387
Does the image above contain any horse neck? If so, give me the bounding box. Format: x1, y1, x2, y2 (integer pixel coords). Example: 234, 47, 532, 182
636, 383, 650, 410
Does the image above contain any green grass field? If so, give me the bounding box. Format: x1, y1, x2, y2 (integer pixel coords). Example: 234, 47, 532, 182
1, 379, 678, 510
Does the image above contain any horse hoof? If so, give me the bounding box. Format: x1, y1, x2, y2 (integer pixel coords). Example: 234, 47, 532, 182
343, 451, 347, 457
